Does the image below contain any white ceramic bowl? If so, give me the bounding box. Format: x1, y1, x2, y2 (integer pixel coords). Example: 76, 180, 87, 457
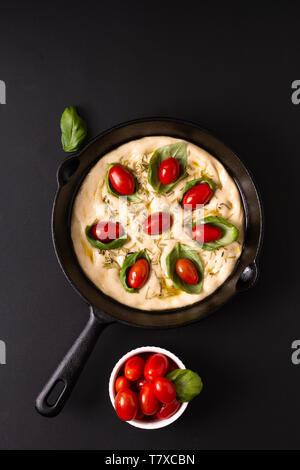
109, 346, 188, 429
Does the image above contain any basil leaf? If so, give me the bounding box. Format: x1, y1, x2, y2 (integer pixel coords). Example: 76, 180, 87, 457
148, 142, 188, 193
166, 243, 204, 294
180, 177, 215, 205
120, 250, 151, 293
167, 369, 203, 402
106, 163, 141, 203
193, 216, 239, 251
85, 225, 128, 251
60, 106, 87, 152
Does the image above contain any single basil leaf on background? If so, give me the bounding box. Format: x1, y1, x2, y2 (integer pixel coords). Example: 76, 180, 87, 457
179, 177, 215, 205
60, 106, 87, 152
148, 142, 188, 193
193, 216, 239, 251
166, 242, 204, 294
106, 163, 141, 203
85, 225, 128, 251
120, 250, 151, 293
167, 368, 203, 402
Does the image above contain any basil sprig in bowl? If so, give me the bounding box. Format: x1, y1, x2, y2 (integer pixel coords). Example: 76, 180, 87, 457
166, 243, 204, 294
85, 225, 128, 251
148, 142, 187, 193
193, 216, 239, 251
106, 163, 141, 203
120, 250, 151, 293
167, 368, 203, 402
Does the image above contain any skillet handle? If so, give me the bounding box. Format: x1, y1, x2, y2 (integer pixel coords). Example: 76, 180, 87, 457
236, 262, 258, 292
35, 307, 112, 417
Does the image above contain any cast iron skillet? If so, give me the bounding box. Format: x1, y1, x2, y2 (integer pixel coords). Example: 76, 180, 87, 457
36, 118, 263, 417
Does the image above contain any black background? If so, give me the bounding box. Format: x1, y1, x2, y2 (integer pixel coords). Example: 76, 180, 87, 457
0, 0, 299, 450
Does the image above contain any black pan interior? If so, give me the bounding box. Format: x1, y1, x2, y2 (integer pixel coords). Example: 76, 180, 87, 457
52, 118, 263, 328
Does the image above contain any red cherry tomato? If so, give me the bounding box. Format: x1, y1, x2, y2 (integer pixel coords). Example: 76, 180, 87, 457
154, 377, 177, 404
124, 355, 145, 381
136, 377, 147, 390
182, 182, 213, 209
144, 353, 169, 382
158, 158, 180, 185
115, 376, 131, 393
139, 382, 160, 415
127, 259, 149, 289
143, 212, 172, 236
91, 221, 124, 243
192, 223, 222, 243
115, 388, 138, 421
175, 258, 199, 285
109, 164, 135, 195
156, 400, 181, 420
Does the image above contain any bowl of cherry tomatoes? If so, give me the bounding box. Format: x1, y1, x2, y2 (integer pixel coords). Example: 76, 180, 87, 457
109, 346, 188, 429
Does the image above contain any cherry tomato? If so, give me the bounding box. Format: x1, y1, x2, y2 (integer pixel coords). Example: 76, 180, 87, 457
154, 377, 176, 404
175, 258, 199, 285
91, 221, 124, 243
136, 377, 147, 390
127, 259, 149, 289
143, 212, 172, 236
109, 164, 135, 195
115, 376, 131, 393
124, 355, 145, 381
144, 353, 169, 382
192, 223, 222, 243
182, 182, 213, 209
139, 382, 160, 415
158, 158, 180, 185
115, 388, 138, 421
156, 400, 181, 420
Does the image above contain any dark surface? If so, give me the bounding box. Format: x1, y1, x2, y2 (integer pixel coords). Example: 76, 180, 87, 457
0, 1, 299, 450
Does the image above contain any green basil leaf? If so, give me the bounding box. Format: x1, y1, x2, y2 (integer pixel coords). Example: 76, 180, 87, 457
148, 142, 188, 193
106, 163, 141, 203
179, 178, 215, 206
120, 250, 151, 293
167, 369, 203, 402
85, 225, 128, 251
166, 368, 186, 381
60, 106, 87, 152
193, 216, 239, 251
166, 242, 204, 294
